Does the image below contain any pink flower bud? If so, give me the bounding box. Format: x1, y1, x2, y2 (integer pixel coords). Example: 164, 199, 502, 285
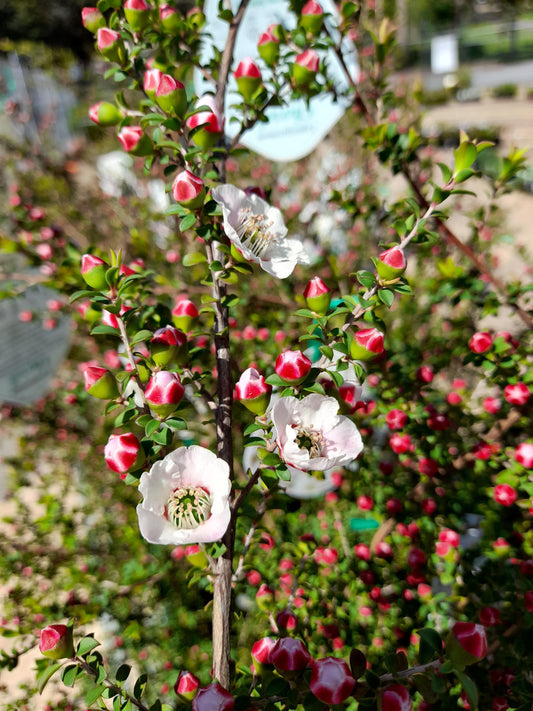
171, 170, 206, 209
251, 637, 276, 673
39, 624, 74, 660
81, 6, 106, 33
124, 0, 151, 31
155, 74, 187, 117
270, 637, 312, 673
301, 0, 324, 34
389, 432, 411, 454
235, 367, 271, 415
377, 245, 406, 280
151, 325, 188, 367
516, 442, 533, 468
184, 544, 208, 568
117, 125, 152, 156
172, 298, 199, 332
89, 101, 122, 126
469, 331, 492, 354
234, 57, 262, 100
84, 366, 119, 399
159, 4, 182, 31
504, 382, 530, 406
350, 327, 384, 361
276, 608, 298, 632
447, 621, 487, 665
257, 24, 280, 65
494, 484, 517, 507
357, 494, 373, 511
439, 528, 460, 547
143, 68, 163, 99
145, 371, 184, 417
303, 276, 330, 314
309, 656, 355, 705
417, 365, 434, 383
524, 590, 533, 613
386, 409, 407, 430
479, 606, 501, 627
255, 583, 274, 611
174, 670, 200, 702
192, 682, 234, 711
407, 547, 426, 567
275, 350, 312, 385
81, 253, 109, 290
104, 433, 145, 475
493, 699, 510, 711
381, 683, 412, 711
292, 49, 320, 87
337, 381, 361, 414
186, 95, 224, 149
96, 27, 124, 62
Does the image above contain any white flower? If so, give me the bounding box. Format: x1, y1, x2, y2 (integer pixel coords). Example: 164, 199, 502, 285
211, 184, 309, 278
271, 393, 363, 471
280, 466, 338, 499
136, 445, 231, 545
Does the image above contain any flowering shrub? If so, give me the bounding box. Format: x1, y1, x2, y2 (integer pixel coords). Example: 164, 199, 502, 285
0, 1, 533, 710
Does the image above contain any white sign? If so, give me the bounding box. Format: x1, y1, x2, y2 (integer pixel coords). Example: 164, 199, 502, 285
0, 284, 71, 405
195, 0, 358, 162
431, 33, 458, 75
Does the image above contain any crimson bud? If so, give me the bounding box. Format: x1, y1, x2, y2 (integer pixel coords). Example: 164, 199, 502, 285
104, 433, 145, 475
89, 101, 122, 127
493, 484, 517, 507
171, 298, 199, 333
479, 606, 501, 627
124, 0, 151, 32
377, 245, 406, 281
504, 382, 530, 406
309, 657, 355, 705
516, 442, 533, 468
117, 125, 153, 156
81, 7, 106, 33
172, 170, 206, 210
446, 621, 487, 666
251, 637, 276, 674
156, 74, 187, 117
145, 370, 184, 417
81, 253, 109, 290
192, 682, 234, 711
151, 325, 188, 366
143, 68, 163, 100
270, 637, 312, 673
469, 331, 492, 354
235, 367, 271, 415
159, 4, 182, 32
234, 57, 262, 101
257, 24, 280, 65
96, 27, 125, 63
300, 0, 324, 34
39, 624, 74, 660
84, 366, 119, 400
275, 349, 312, 385
350, 327, 384, 361
174, 670, 200, 702
303, 276, 330, 314
292, 49, 319, 87
186, 95, 224, 150
380, 683, 412, 711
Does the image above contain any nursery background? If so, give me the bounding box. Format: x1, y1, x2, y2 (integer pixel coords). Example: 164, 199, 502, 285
1, 0, 533, 710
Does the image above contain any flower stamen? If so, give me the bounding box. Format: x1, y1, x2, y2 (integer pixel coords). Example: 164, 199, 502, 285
237, 206, 277, 257
167, 486, 211, 529
295, 427, 324, 458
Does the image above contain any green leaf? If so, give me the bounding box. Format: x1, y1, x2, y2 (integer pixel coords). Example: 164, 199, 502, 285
38, 662, 62, 695
456, 671, 478, 710
77, 636, 101, 656
61, 664, 80, 687
349, 649, 366, 679
152, 428, 173, 445
91, 325, 120, 337
69, 289, 95, 303
183, 252, 207, 267
165, 418, 187, 430
275, 464, 290, 481
377, 289, 394, 307
145, 419, 161, 437
131, 329, 153, 345
180, 214, 197, 232
418, 628, 443, 664
134, 673, 148, 699
85, 684, 107, 705
262, 453, 281, 466
265, 374, 289, 387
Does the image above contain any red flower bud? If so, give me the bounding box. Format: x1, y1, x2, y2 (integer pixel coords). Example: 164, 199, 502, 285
143, 68, 163, 99
504, 382, 530, 406
303, 276, 331, 314
386, 409, 407, 430
255, 583, 274, 611
447, 621, 487, 665
39, 624, 74, 660
96, 27, 125, 63
151, 325, 188, 367
389, 432, 411, 454
309, 656, 355, 705
155, 74, 187, 117
159, 4, 182, 31
172, 298, 199, 332
381, 683, 412, 711
417, 365, 434, 383
377, 245, 406, 280
145, 371, 184, 417
104, 433, 145, 475
494, 484, 517, 507
174, 670, 200, 702
172, 170, 206, 209
251, 637, 276, 673
81, 6, 106, 33
234, 57, 262, 100
350, 327, 384, 361
186, 95, 224, 149
524, 590, 533, 613
275, 350, 312, 385
117, 125, 152, 156
270, 637, 312, 673
81, 253, 109, 290
89, 101, 122, 127
124, 0, 151, 32
292, 49, 320, 87
192, 682, 234, 711
236, 367, 271, 415
257, 24, 280, 65
479, 606, 501, 627
84, 366, 119, 399
469, 331, 492, 354
439, 528, 460, 547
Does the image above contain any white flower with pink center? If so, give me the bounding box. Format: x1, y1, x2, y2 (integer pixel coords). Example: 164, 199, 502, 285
137, 446, 231, 545
211, 184, 309, 278
271, 393, 363, 471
